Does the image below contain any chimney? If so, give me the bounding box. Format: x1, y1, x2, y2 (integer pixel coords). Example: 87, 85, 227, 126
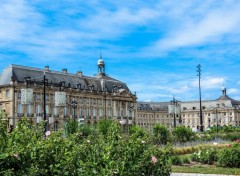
62, 68, 67, 74
45, 66, 49, 71
77, 71, 83, 77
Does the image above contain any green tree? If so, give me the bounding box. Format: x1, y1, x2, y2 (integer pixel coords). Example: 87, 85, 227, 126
153, 124, 171, 145
172, 126, 195, 143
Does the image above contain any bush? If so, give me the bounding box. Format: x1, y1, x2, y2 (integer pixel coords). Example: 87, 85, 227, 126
182, 156, 191, 164
217, 143, 240, 168
172, 126, 195, 143
171, 156, 183, 165
0, 118, 172, 175
192, 148, 218, 165
153, 124, 171, 145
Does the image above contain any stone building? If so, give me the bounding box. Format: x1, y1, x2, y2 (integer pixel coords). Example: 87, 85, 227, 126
137, 102, 170, 132
136, 88, 240, 132
0, 58, 137, 131
181, 87, 240, 131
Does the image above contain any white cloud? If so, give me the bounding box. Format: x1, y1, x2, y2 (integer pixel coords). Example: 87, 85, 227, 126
228, 88, 239, 94
148, 1, 240, 52
192, 77, 225, 89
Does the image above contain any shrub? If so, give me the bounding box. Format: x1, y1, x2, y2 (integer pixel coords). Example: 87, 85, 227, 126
182, 156, 191, 164
171, 156, 183, 165
217, 143, 240, 168
0, 118, 172, 175
153, 124, 171, 145
172, 126, 195, 143
192, 148, 218, 164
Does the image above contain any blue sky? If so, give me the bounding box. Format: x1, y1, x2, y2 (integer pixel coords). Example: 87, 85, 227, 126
0, 0, 240, 102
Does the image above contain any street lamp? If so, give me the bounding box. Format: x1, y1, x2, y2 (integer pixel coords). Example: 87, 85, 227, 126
216, 103, 219, 133
168, 97, 181, 128
71, 99, 77, 121
21, 73, 67, 134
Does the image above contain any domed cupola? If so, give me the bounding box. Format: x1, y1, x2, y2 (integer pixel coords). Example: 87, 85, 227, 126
97, 54, 105, 76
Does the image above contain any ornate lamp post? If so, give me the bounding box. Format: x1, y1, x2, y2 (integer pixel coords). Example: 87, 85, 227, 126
71, 99, 77, 121
168, 97, 181, 128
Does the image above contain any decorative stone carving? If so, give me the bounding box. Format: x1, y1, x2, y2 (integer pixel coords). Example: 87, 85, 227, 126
21, 88, 33, 104
55, 92, 66, 107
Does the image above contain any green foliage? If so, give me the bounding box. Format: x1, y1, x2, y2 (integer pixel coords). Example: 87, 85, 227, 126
153, 124, 171, 145
181, 156, 191, 164
192, 148, 218, 165
172, 126, 195, 143
0, 118, 172, 175
206, 126, 240, 134
171, 156, 183, 165
217, 143, 240, 168
63, 119, 79, 136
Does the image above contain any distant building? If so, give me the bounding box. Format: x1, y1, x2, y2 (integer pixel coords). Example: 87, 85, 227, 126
181, 87, 240, 131
137, 88, 240, 132
0, 57, 137, 131
137, 102, 170, 132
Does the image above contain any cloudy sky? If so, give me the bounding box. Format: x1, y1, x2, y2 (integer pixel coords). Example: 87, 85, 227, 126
1, 0, 240, 102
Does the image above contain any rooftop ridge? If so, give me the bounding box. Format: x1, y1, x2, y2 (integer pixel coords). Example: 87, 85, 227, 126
9, 64, 85, 78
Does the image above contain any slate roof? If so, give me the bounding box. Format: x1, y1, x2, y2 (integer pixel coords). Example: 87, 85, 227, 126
138, 101, 170, 111
215, 94, 240, 106
0, 64, 130, 93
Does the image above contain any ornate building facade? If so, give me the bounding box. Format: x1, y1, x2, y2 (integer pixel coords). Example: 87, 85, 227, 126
0, 58, 137, 131
136, 88, 240, 132
181, 88, 240, 131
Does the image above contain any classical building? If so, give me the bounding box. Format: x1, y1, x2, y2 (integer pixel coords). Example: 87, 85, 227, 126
0, 58, 137, 131
181, 87, 240, 131
137, 88, 240, 132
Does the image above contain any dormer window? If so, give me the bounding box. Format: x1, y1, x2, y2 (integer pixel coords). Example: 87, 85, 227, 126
192, 107, 196, 110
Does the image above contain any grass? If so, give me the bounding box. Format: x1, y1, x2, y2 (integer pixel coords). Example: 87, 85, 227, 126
172, 165, 240, 175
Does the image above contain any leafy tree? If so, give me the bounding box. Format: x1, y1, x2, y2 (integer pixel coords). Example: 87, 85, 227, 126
172, 126, 195, 143
153, 124, 171, 145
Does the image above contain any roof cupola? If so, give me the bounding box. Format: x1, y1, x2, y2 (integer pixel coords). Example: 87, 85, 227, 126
97, 54, 105, 76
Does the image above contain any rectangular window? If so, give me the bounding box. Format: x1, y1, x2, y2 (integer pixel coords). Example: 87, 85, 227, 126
86, 108, 90, 117
18, 92, 21, 100
36, 105, 41, 115
54, 107, 59, 115
93, 108, 96, 117
79, 97, 83, 104
46, 95, 49, 101
108, 99, 111, 106
64, 107, 67, 116
27, 105, 32, 114
108, 109, 111, 117
99, 109, 102, 118
17, 103, 23, 113
86, 98, 89, 104
36, 94, 41, 101
79, 108, 83, 117
6, 90, 10, 98
46, 105, 49, 114
99, 99, 102, 105
93, 99, 96, 105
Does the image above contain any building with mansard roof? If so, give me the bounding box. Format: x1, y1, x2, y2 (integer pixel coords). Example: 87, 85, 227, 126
181, 87, 240, 131
136, 88, 240, 132
0, 57, 137, 131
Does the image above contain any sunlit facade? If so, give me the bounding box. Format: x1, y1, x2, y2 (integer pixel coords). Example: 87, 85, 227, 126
0, 58, 137, 131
